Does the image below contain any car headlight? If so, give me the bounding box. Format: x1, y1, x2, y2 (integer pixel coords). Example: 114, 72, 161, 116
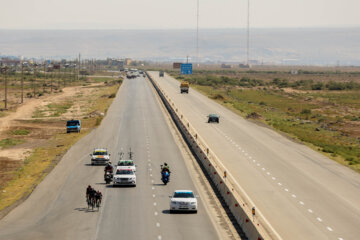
190, 202, 196, 205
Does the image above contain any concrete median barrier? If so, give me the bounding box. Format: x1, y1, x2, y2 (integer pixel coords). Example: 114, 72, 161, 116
146, 72, 281, 240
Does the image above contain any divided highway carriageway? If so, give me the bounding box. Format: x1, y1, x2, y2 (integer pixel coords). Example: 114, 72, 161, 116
0, 75, 230, 240
149, 71, 360, 240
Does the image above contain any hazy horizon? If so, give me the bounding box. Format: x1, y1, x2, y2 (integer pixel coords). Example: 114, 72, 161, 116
1, 28, 360, 66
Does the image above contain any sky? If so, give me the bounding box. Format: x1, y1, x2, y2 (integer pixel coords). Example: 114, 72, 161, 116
0, 0, 359, 29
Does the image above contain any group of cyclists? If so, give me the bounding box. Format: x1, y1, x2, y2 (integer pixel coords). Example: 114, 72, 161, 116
86, 185, 102, 209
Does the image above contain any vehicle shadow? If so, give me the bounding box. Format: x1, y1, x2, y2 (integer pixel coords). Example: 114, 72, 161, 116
162, 209, 196, 215
152, 183, 166, 186
106, 185, 135, 188
74, 207, 99, 213
95, 182, 106, 185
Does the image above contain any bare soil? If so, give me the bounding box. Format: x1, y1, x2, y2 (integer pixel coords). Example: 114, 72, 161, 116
0, 83, 103, 189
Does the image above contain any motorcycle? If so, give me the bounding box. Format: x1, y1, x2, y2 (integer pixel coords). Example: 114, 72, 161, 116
160, 165, 170, 185
104, 171, 113, 184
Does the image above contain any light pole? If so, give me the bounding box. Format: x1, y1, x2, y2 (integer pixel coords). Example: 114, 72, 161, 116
196, 0, 199, 67
246, 0, 250, 67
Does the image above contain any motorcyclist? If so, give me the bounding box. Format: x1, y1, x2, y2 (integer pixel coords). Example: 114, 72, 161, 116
104, 161, 114, 173
161, 163, 170, 173
161, 163, 171, 183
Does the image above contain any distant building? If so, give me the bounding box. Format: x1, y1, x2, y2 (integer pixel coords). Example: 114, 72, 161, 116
239, 63, 250, 68
221, 64, 232, 68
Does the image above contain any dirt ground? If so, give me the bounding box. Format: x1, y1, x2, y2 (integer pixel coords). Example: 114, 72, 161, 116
0, 83, 104, 189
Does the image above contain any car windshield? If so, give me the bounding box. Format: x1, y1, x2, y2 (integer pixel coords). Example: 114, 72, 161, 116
173, 192, 194, 198
93, 151, 107, 155
67, 121, 79, 126
118, 161, 134, 166
116, 169, 134, 175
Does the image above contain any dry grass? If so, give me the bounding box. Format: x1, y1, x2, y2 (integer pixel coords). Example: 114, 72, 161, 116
0, 81, 121, 212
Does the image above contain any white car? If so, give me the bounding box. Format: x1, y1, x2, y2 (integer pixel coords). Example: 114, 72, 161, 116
169, 190, 198, 213
117, 160, 136, 172
113, 167, 136, 186
90, 148, 110, 165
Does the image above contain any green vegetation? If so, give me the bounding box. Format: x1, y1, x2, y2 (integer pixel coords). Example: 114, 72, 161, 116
171, 70, 360, 173
175, 74, 360, 91
32, 102, 72, 118
0, 138, 25, 149
11, 129, 30, 136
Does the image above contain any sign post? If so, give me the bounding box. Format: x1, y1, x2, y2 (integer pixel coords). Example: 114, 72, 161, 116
180, 63, 192, 75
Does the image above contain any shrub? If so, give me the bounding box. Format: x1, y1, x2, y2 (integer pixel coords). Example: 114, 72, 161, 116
311, 82, 323, 90
301, 109, 312, 115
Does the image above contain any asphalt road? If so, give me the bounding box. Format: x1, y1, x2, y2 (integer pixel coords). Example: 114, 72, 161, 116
149, 71, 360, 240
0, 76, 220, 240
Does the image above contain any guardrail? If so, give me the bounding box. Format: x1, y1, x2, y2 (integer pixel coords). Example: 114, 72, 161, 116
146, 72, 281, 240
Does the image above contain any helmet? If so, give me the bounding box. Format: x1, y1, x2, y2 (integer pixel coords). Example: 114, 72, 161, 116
164, 163, 168, 166
88, 185, 91, 188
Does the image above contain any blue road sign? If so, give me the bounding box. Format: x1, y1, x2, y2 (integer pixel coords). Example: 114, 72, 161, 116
181, 63, 192, 75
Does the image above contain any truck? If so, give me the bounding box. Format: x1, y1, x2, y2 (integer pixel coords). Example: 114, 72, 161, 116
66, 119, 81, 133
159, 71, 164, 77
180, 81, 189, 94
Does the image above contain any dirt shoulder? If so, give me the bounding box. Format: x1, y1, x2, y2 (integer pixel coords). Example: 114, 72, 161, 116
0, 79, 121, 216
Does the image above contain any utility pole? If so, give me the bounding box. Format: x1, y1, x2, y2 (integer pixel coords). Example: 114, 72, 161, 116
196, 0, 199, 67
246, 0, 250, 67
33, 64, 36, 97
78, 53, 81, 82
21, 62, 24, 103
50, 67, 53, 93
43, 62, 46, 93
4, 66, 8, 109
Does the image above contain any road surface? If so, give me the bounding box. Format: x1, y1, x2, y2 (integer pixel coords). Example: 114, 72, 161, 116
0, 76, 220, 240
149, 71, 360, 240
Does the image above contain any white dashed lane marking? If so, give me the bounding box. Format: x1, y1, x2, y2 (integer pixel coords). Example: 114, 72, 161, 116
156, 223, 160, 227
153, 202, 157, 206
217, 128, 336, 238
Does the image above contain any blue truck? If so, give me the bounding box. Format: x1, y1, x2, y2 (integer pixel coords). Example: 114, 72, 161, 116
66, 119, 81, 133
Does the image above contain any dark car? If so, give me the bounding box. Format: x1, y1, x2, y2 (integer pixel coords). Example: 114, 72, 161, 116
66, 119, 81, 133
208, 114, 220, 123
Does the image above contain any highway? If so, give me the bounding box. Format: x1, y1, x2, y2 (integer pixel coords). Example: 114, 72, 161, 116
149, 71, 360, 240
0, 76, 222, 240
